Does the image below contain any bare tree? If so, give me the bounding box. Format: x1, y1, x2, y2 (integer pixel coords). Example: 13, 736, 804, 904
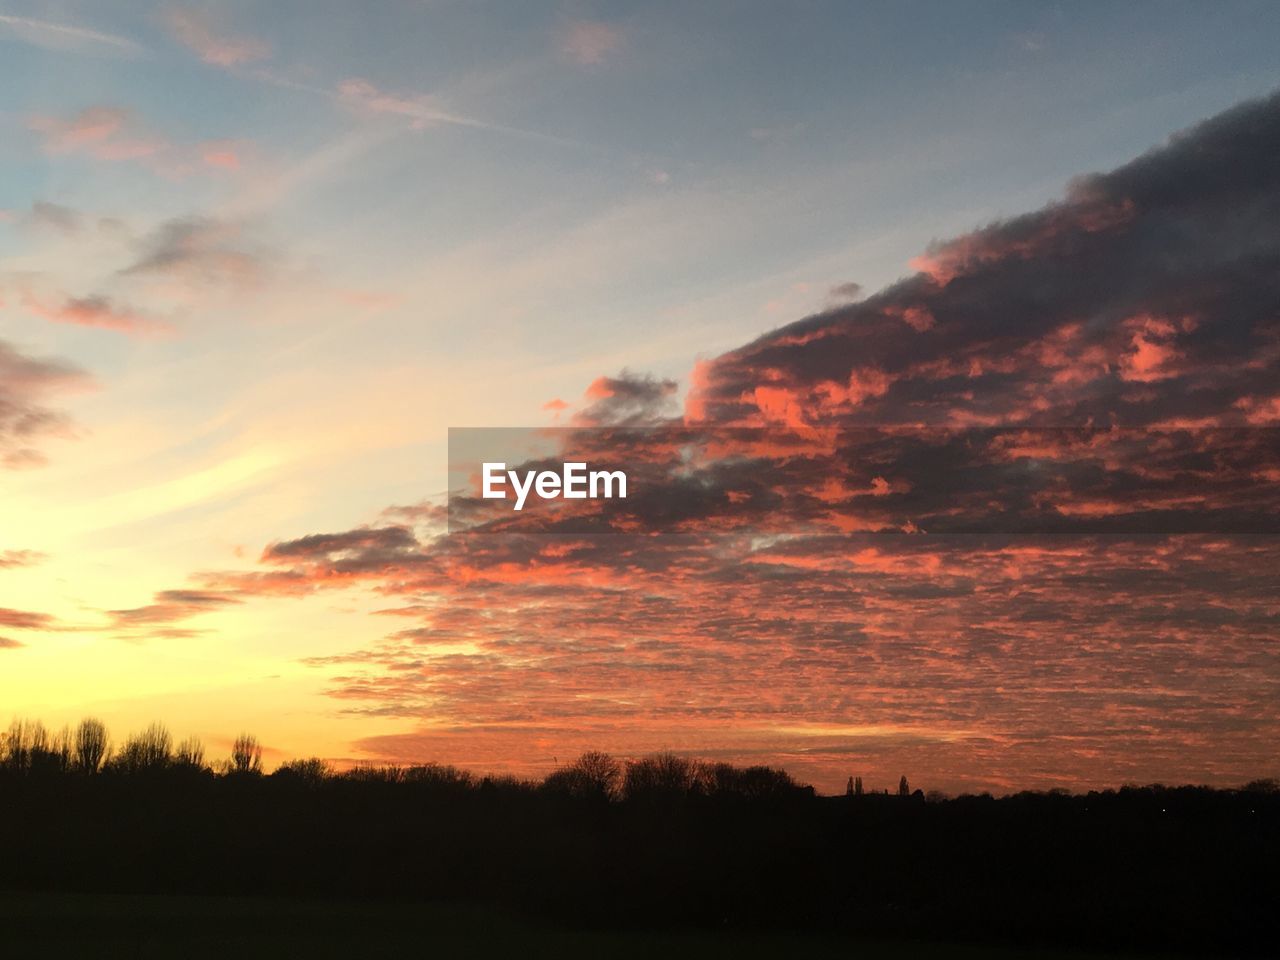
175, 735, 206, 769
74, 718, 110, 774
4, 718, 49, 771
231, 733, 263, 775
49, 726, 72, 772
278, 757, 333, 783
544, 751, 622, 800
623, 752, 703, 800
114, 723, 173, 772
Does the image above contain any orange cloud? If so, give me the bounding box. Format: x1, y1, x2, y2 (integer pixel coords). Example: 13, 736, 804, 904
121, 92, 1280, 793
22, 293, 170, 336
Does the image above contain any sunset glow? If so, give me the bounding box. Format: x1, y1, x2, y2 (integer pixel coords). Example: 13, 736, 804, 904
3, 2, 1279, 797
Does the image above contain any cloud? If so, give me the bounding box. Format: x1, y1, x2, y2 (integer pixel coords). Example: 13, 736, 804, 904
0, 339, 89, 468
543, 397, 570, 421
163, 7, 269, 66
144, 91, 1280, 792
108, 589, 242, 634
28, 105, 248, 176
0, 13, 142, 54
0, 550, 45, 569
0, 637, 23, 650
200, 141, 242, 170
576, 371, 679, 426
0, 607, 56, 630
26, 201, 82, 234
560, 20, 622, 65
827, 281, 863, 304
28, 106, 163, 161
22, 292, 169, 336
692, 91, 1280, 434
120, 216, 269, 290
262, 527, 419, 566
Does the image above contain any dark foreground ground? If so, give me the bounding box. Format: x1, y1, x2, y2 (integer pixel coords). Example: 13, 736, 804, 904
0, 893, 1203, 960
2, 758, 1276, 957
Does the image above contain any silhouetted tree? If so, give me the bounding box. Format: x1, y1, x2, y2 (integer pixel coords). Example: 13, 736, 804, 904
230, 733, 263, 775
5, 719, 74, 774
175, 735, 206, 769
4, 718, 46, 771
544, 751, 622, 801
73, 718, 110, 774
0, 710, 1277, 955
276, 757, 333, 784
855, 776, 864, 796
112, 723, 173, 773
623, 752, 703, 800
899, 775, 910, 797
403, 763, 473, 791
345, 764, 405, 784
705, 762, 798, 799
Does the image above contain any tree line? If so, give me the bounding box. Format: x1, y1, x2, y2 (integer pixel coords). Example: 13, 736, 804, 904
1, 715, 1277, 955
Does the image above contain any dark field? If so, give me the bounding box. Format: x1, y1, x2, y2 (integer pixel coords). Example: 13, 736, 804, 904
1, 741, 1276, 958
0, 894, 1200, 960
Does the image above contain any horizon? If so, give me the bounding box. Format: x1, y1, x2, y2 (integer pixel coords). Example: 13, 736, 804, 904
2, 2, 1279, 799
9, 711, 1279, 799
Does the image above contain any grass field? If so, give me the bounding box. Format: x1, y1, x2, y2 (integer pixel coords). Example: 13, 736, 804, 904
0, 892, 1189, 959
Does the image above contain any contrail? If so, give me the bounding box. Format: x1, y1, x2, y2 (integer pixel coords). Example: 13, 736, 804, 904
250, 67, 625, 157
0, 12, 142, 52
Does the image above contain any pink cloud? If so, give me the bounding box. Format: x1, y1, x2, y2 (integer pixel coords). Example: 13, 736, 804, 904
0, 338, 89, 468
115, 92, 1280, 795
28, 106, 160, 159
164, 7, 269, 67
561, 20, 622, 66
28, 106, 248, 177
22, 293, 170, 337
200, 140, 242, 170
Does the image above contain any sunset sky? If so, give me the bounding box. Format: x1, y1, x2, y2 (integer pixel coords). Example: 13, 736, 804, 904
2, 1, 1279, 794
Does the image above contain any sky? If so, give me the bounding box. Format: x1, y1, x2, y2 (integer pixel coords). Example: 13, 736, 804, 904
2, 1, 1279, 794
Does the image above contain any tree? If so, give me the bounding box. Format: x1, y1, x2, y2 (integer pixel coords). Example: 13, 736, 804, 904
855, 776, 864, 797
114, 723, 173, 772
899, 775, 910, 797
544, 751, 622, 801
623, 753, 702, 800
74, 718, 109, 774
277, 757, 333, 784
231, 733, 263, 775
3, 718, 46, 770
175, 736, 206, 769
